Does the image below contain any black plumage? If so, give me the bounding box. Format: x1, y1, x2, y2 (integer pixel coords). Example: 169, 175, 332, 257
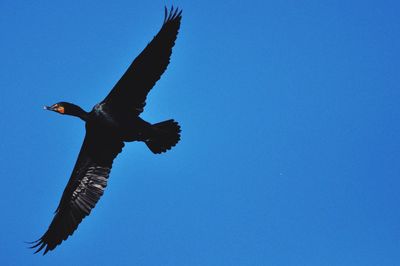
30, 7, 182, 255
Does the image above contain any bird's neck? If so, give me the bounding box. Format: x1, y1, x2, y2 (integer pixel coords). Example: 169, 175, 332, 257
67, 104, 89, 121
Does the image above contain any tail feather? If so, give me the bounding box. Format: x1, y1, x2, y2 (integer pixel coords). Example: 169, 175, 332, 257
145, 119, 181, 154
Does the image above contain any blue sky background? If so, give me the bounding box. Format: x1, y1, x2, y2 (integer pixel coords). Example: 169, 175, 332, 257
1, 1, 399, 265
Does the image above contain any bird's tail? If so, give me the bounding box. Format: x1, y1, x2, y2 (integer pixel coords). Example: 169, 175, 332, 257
145, 119, 181, 154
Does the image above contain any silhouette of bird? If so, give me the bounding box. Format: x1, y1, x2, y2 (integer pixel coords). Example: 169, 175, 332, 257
29, 7, 182, 255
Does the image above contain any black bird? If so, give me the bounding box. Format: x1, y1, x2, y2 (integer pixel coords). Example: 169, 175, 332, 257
30, 7, 182, 255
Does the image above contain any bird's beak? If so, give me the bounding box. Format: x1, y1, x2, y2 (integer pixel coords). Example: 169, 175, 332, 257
44, 105, 53, 111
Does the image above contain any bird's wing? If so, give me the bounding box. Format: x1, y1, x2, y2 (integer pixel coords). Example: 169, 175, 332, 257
30, 126, 124, 255
102, 6, 182, 116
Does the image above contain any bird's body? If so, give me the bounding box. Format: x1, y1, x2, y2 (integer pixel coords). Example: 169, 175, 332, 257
30, 7, 183, 255
88, 102, 151, 141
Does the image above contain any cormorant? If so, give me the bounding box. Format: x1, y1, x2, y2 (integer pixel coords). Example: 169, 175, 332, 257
29, 7, 182, 255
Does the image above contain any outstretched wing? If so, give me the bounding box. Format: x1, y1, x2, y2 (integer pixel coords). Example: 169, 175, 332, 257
102, 6, 182, 116
30, 127, 124, 255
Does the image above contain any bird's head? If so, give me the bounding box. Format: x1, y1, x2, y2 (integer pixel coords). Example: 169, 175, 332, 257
44, 102, 69, 114
44, 102, 88, 120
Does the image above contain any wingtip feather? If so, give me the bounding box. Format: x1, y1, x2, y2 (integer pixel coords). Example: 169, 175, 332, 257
29, 238, 43, 249
163, 5, 182, 24
172, 6, 179, 18
169, 6, 174, 20
33, 241, 46, 254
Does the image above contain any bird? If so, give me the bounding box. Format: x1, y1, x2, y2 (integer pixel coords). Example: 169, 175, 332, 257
29, 6, 183, 255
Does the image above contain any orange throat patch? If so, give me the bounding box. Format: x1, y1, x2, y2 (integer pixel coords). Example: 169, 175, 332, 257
57, 106, 65, 114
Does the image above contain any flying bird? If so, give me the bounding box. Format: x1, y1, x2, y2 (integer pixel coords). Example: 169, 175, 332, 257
30, 7, 183, 255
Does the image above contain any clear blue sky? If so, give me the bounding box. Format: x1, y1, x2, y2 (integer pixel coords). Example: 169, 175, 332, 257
1, 1, 399, 265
